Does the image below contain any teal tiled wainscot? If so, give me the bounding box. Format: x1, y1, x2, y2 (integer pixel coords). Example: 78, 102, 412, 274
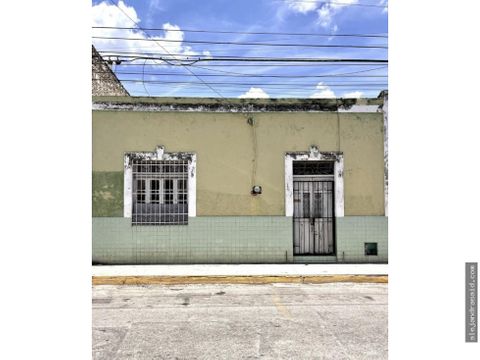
93, 216, 293, 264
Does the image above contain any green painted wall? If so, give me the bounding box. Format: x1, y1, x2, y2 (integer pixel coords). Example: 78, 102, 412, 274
92, 172, 123, 217
93, 110, 385, 216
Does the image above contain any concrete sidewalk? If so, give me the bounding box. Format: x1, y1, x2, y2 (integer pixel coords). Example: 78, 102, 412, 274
92, 264, 388, 285
92, 264, 387, 276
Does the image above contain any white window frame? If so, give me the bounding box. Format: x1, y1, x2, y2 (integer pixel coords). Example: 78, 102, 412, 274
124, 146, 196, 218
134, 178, 186, 205
285, 146, 344, 217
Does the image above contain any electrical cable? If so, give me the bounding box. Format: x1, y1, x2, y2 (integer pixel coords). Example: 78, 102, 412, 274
106, 0, 226, 98
187, 64, 387, 77
93, 70, 387, 79
92, 26, 388, 38
93, 78, 386, 89
93, 36, 388, 49
96, 52, 388, 64
272, 0, 387, 8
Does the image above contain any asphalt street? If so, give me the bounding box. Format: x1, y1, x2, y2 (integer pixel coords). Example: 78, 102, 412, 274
93, 282, 387, 360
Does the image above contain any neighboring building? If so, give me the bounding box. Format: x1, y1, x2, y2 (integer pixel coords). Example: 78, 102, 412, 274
92, 45, 129, 96
92, 95, 388, 264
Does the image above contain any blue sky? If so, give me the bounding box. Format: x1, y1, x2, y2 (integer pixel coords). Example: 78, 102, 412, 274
92, 0, 388, 98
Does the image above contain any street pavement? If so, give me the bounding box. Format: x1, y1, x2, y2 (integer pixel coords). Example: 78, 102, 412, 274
93, 282, 387, 360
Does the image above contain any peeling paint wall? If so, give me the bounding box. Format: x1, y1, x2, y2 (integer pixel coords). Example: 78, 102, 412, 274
382, 92, 388, 216
93, 96, 382, 113
92, 172, 123, 217
93, 109, 385, 216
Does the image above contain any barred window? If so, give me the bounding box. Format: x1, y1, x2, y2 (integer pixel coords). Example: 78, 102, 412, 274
293, 161, 334, 175
132, 159, 188, 225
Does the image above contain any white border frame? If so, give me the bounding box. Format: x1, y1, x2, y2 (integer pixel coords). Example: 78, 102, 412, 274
123, 146, 197, 218
285, 146, 344, 217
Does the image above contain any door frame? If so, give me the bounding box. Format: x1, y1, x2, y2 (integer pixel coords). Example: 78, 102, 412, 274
285, 146, 344, 218
285, 146, 344, 256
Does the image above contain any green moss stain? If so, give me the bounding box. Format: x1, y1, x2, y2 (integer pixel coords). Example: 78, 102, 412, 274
92, 172, 123, 216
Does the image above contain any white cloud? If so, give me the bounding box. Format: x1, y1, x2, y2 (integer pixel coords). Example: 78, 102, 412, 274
316, 0, 358, 29
238, 87, 270, 98
317, 6, 334, 28
285, 0, 322, 14
342, 91, 364, 98
310, 82, 336, 98
330, 0, 360, 9
92, 1, 200, 64
92, 1, 140, 29
310, 85, 365, 99
146, 0, 165, 26
148, 0, 164, 13
283, 0, 359, 30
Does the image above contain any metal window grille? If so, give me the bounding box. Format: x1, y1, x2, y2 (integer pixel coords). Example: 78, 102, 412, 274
292, 160, 335, 255
132, 159, 188, 225
293, 161, 334, 175
293, 180, 335, 255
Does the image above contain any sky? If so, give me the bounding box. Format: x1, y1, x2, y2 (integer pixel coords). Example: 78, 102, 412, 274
92, 0, 388, 98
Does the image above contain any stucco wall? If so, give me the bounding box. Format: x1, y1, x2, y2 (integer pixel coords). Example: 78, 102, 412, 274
92, 110, 385, 216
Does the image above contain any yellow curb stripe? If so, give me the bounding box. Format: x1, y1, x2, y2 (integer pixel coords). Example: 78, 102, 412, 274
92, 275, 387, 285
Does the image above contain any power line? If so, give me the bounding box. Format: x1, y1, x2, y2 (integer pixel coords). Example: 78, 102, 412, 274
105, 0, 225, 98
94, 78, 387, 88
95, 71, 388, 79
116, 81, 387, 94
122, 87, 385, 95
93, 36, 388, 49
93, 26, 388, 39
96, 52, 388, 64
273, 0, 387, 8
94, 70, 387, 79
181, 56, 387, 63
98, 50, 388, 63
112, 62, 387, 67
188, 64, 387, 77
94, 70, 387, 80
96, 46, 387, 55
97, 50, 387, 60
